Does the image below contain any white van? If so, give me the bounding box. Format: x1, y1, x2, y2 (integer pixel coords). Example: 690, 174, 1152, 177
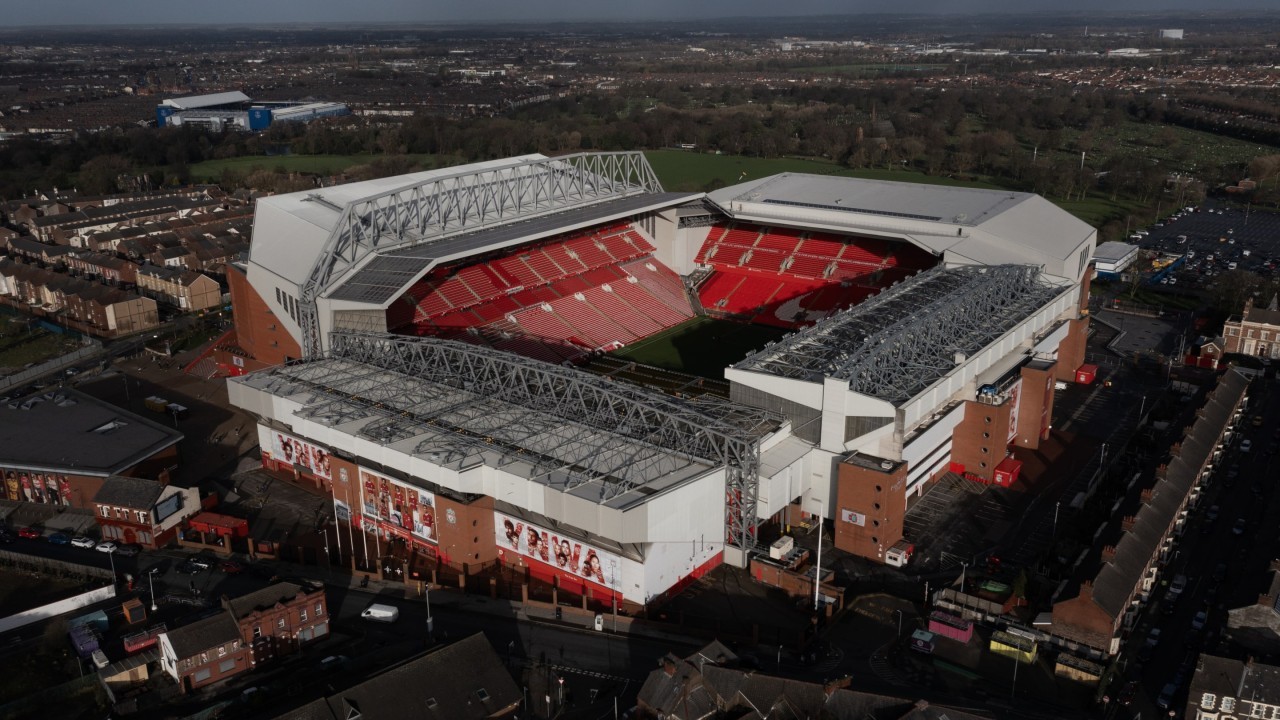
361, 603, 400, 623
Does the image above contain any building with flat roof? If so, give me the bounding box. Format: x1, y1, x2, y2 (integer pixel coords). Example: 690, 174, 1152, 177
1091, 241, 1140, 278
0, 388, 183, 509
227, 152, 1096, 601
1224, 295, 1280, 360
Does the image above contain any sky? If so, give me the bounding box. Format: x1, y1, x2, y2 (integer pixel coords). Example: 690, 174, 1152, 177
7, 0, 1266, 26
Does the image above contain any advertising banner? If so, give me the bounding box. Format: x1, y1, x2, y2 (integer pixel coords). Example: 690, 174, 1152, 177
1006, 379, 1023, 443
3, 469, 71, 506
359, 468, 437, 544
258, 425, 333, 481
840, 508, 866, 526
493, 510, 622, 592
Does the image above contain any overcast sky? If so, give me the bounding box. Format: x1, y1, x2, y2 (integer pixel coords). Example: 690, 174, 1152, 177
6, 0, 1266, 26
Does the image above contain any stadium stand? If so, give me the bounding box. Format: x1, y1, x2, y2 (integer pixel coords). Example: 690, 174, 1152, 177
694, 223, 936, 328
394, 224, 696, 361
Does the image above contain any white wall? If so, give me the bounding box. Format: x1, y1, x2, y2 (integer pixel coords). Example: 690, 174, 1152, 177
0, 583, 116, 634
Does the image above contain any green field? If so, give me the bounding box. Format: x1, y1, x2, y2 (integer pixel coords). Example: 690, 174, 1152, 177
609, 316, 788, 379
186, 153, 457, 181
645, 149, 1001, 193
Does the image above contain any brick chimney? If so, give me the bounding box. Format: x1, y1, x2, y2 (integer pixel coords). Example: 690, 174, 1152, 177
1170, 442, 1183, 458
1079, 579, 1094, 598
1155, 463, 1168, 479
1140, 488, 1154, 504
1102, 545, 1118, 563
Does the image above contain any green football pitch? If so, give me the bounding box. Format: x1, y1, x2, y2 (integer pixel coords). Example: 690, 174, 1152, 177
608, 315, 789, 380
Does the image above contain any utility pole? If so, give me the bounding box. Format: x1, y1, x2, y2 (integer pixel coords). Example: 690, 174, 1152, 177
813, 499, 824, 612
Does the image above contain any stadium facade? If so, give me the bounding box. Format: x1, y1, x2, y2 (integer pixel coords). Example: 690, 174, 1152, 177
224, 152, 1095, 608
156, 92, 349, 132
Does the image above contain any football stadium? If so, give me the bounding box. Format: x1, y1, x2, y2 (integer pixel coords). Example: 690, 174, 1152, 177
224, 152, 1096, 608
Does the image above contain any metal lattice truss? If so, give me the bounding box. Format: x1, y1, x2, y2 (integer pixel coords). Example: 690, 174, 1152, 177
260, 332, 779, 553
298, 152, 663, 356
734, 264, 1067, 405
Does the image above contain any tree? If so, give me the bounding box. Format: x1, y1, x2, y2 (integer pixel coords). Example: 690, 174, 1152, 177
77, 154, 132, 195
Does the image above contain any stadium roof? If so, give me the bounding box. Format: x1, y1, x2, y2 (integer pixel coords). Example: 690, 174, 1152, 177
731, 264, 1068, 406
161, 91, 251, 110
328, 190, 697, 305
707, 174, 1095, 279
251, 155, 545, 287
0, 388, 184, 477
232, 332, 780, 509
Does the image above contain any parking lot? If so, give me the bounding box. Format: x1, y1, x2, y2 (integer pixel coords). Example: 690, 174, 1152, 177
1133, 200, 1280, 290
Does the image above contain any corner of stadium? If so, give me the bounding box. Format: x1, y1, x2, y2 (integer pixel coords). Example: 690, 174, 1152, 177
218, 152, 1097, 611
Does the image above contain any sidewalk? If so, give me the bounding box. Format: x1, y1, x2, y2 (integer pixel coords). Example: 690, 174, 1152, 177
265, 556, 703, 650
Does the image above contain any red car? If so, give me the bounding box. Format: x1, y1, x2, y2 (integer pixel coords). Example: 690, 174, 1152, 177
17, 527, 41, 539
218, 560, 245, 574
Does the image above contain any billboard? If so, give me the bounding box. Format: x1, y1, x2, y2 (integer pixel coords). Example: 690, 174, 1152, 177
1006, 379, 1023, 443
3, 470, 71, 506
840, 508, 866, 526
258, 425, 332, 481
359, 468, 437, 544
494, 511, 622, 592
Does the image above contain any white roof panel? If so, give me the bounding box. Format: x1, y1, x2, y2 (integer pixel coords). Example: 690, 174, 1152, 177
162, 91, 251, 110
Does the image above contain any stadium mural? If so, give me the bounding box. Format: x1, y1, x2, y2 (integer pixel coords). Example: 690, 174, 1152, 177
1006, 379, 1023, 444
494, 510, 622, 592
258, 424, 332, 481
2, 469, 72, 506
359, 468, 437, 544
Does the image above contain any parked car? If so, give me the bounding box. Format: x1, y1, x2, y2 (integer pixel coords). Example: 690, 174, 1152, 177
115, 544, 142, 557
47, 532, 71, 546
17, 527, 41, 540
1157, 683, 1178, 710
1192, 610, 1208, 631
1241, 439, 1253, 453
0, 530, 14, 544
1169, 575, 1188, 598
1119, 680, 1140, 706
94, 541, 118, 554
218, 560, 245, 574
1206, 505, 1220, 522
1233, 518, 1248, 536
70, 535, 95, 549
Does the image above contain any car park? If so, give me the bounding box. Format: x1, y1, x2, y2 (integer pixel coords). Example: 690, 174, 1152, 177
70, 535, 95, 549
95, 541, 118, 553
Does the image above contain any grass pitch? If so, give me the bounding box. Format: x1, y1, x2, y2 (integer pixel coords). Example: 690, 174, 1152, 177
609, 316, 789, 380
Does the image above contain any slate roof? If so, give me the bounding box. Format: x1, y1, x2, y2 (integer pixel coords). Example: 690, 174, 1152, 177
637, 642, 989, 720
92, 476, 164, 510
163, 611, 241, 660
268, 632, 520, 719
223, 582, 311, 620
1089, 369, 1249, 619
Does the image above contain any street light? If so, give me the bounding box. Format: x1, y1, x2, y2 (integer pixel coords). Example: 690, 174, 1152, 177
894, 609, 903, 638
149, 569, 157, 612
425, 579, 433, 637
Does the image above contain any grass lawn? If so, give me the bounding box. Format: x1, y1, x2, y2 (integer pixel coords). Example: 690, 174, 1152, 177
186, 153, 459, 181
0, 330, 80, 371
646, 150, 1002, 193
609, 316, 788, 379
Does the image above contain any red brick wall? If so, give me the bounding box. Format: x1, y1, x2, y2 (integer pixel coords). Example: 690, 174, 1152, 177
833, 460, 908, 563
1055, 316, 1090, 383
435, 494, 497, 569
951, 400, 1013, 482
1014, 364, 1057, 450
227, 263, 300, 366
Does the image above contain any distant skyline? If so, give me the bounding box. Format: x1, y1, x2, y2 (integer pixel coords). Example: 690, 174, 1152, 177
8, 0, 1272, 27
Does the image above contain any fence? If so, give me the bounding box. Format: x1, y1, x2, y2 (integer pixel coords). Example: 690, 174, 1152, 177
0, 342, 103, 393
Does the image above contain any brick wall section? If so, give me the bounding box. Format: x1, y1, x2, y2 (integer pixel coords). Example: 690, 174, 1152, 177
951, 399, 1013, 482
833, 459, 908, 563
226, 263, 300, 365
1014, 362, 1057, 450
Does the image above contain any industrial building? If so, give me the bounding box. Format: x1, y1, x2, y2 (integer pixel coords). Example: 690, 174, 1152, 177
225, 152, 1095, 609
156, 91, 349, 132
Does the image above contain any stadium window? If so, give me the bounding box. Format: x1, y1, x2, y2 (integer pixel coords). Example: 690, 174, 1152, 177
875, 485, 882, 492
871, 536, 879, 544
980, 462, 987, 469
873, 520, 880, 527
981, 447, 988, 454
873, 503, 881, 510
984, 416, 992, 424
982, 432, 990, 439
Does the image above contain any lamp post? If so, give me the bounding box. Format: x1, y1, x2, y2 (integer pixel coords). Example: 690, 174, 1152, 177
425, 578, 433, 637
894, 609, 903, 638
813, 498, 823, 612
149, 569, 157, 612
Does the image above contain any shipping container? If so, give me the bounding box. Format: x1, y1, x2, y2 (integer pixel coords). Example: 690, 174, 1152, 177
144, 396, 170, 413
928, 611, 974, 642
